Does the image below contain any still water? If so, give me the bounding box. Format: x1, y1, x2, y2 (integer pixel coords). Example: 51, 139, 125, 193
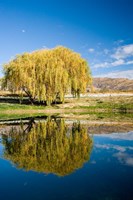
0, 117, 133, 200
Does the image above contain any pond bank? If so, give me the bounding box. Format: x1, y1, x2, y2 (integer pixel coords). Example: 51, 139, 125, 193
0, 95, 133, 120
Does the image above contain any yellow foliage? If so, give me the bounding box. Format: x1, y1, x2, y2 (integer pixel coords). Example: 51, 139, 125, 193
2, 119, 93, 176
3, 46, 92, 104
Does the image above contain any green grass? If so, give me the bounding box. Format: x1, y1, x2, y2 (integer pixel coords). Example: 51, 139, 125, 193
0, 103, 52, 120
73, 102, 133, 111
0, 95, 133, 121
0, 103, 47, 111
0, 111, 132, 122
0, 99, 133, 112
0, 112, 48, 120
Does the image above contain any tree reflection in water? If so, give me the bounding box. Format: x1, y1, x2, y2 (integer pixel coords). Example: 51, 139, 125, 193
2, 118, 93, 176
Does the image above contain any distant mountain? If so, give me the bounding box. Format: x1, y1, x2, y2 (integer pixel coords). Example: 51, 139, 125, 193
93, 77, 133, 92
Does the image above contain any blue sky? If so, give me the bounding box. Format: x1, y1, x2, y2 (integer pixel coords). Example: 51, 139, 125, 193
0, 0, 133, 79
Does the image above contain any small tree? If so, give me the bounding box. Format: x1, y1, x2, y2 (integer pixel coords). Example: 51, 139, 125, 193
3, 46, 92, 105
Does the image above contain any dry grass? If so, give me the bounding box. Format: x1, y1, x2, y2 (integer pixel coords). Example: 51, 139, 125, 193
57, 95, 133, 110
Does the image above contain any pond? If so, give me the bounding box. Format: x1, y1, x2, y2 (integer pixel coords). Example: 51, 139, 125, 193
0, 117, 133, 200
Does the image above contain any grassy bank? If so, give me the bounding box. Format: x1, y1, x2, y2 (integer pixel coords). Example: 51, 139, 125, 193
0, 111, 133, 123
0, 95, 133, 110
0, 95, 133, 121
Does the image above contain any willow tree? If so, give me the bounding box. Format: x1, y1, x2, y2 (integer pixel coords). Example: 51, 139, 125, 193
3, 46, 92, 105
2, 118, 93, 176
0, 78, 2, 89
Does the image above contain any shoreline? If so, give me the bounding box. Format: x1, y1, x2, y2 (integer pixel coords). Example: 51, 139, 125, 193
0, 94, 132, 120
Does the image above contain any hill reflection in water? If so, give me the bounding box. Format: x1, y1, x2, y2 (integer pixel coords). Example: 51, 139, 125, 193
2, 118, 93, 176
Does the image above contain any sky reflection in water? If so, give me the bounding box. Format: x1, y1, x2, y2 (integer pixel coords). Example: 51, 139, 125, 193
0, 118, 133, 200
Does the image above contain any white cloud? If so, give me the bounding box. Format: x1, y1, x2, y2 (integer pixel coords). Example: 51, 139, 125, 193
92, 43, 133, 70
93, 62, 109, 69
95, 144, 133, 152
103, 49, 109, 55
114, 40, 124, 45
95, 136, 133, 167
94, 69, 133, 79
90, 160, 96, 164
93, 59, 133, 69
88, 48, 95, 53
126, 60, 133, 65
42, 45, 49, 49
113, 152, 133, 167
112, 44, 133, 60
96, 132, 133, 140
92, 59, 124, 68
111, 59, 125, 66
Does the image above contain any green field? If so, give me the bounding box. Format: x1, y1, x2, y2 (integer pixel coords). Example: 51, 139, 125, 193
0, 95, 133, 121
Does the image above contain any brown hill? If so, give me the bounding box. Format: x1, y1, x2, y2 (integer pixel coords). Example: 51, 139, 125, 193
93, 77, 133, 92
